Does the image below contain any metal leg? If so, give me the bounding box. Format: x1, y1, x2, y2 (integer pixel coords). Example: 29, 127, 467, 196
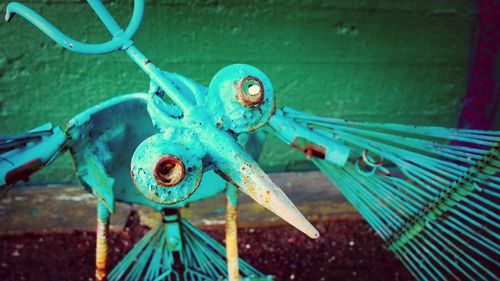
96, 200, 110, 281
226, 184, 240, 281
162, 208, 184, 280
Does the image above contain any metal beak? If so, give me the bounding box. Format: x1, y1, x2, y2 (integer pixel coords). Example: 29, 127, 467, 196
206, 130, 320, 239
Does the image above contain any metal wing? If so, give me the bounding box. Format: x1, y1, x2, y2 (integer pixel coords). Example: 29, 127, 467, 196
267, 107, 500, 281
0, 123, 67, 197
67, 93, 228, 212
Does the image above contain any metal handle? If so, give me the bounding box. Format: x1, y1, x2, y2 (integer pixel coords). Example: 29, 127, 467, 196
5, 0, 144, 55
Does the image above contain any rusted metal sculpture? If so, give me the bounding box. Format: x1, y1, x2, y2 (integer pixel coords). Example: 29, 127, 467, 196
1, 1, 498, 280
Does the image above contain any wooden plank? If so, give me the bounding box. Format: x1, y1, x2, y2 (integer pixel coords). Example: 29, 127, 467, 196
0, 171, 356, 234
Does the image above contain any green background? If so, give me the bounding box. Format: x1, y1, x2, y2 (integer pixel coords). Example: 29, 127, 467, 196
0, 0, 476, 184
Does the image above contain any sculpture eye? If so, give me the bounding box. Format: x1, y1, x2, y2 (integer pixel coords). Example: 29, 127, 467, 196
207, 64, 275, 133
237, 76, 264, 107
153, 154, 185, 186
131, 134, 204, 205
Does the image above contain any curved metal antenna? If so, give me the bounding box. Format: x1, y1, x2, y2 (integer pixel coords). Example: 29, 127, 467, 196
5, 0, 194, 112
5, 0, 144, 55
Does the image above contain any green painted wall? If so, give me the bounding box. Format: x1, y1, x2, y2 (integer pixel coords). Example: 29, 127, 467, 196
0, 0, 476, 184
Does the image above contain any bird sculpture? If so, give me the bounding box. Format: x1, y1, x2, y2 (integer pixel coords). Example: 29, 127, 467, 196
1, 1, 498, 281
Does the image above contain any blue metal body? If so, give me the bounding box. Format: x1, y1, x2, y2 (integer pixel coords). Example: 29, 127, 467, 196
66, 93, 228, 211
1, 1, 319, 279
3, 0, 319, 239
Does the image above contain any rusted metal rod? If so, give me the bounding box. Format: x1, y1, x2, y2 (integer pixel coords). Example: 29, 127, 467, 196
225, 184, 240, 281
96, 200, 110, 281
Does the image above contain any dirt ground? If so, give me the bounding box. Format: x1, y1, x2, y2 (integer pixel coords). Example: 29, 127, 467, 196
0, 213, 412, 281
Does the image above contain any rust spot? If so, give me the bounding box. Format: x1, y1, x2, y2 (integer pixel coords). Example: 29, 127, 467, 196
264, 190, 272, 205
225, 193, 239, 281
242, 175, 257, 198
5, 159, 44, 184
237, 76, 264, 107
95, 267, 107, 281
291, 137, 326, 159
153, 155, 185, 187
241, 162, 251, 172
95, 215, 109, 281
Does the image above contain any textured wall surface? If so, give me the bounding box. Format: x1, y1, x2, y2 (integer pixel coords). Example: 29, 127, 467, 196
0, 0, 476, 184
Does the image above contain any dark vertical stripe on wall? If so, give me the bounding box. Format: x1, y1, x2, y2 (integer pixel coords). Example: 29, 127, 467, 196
459, 0, 500, 130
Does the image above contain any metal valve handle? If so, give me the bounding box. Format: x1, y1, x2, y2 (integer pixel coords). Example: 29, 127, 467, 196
5, 0, 144, 55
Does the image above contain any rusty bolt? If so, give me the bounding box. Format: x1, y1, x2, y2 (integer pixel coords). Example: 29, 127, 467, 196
153, 154, 185, 186
237, 76, 264, 107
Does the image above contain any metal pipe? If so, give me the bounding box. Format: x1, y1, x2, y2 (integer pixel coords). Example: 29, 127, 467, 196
4, 0, 144, 54
96, 200, 110, 281
125, 46, 193, 113
225, 184, 240, 281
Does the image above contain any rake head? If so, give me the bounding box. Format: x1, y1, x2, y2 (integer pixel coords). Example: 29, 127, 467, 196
268, 107, 499, 281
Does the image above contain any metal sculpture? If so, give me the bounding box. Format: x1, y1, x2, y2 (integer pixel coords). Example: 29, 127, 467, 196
1, 1, 498, 280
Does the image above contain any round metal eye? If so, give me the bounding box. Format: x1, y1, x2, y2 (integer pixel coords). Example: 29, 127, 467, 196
153, 155, 185, 186
207, 64, 275, 133
237, 76, 264, 107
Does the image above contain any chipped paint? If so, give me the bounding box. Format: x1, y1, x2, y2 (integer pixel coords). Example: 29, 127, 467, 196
131, 133, 203, 205
205, 64, 276, 134
207, 134, 320, 239
0, 124, 67, 188
268, 108, 350, 167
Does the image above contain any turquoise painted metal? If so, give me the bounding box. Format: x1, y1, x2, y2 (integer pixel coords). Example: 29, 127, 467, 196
1, 1, 499, 281
108, 213, 272, 281
268, 109, 350, 166
4, 0, 320, 237
1, 0, 316, 280
267, 107, 499, 281
0, 123, 67, 197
